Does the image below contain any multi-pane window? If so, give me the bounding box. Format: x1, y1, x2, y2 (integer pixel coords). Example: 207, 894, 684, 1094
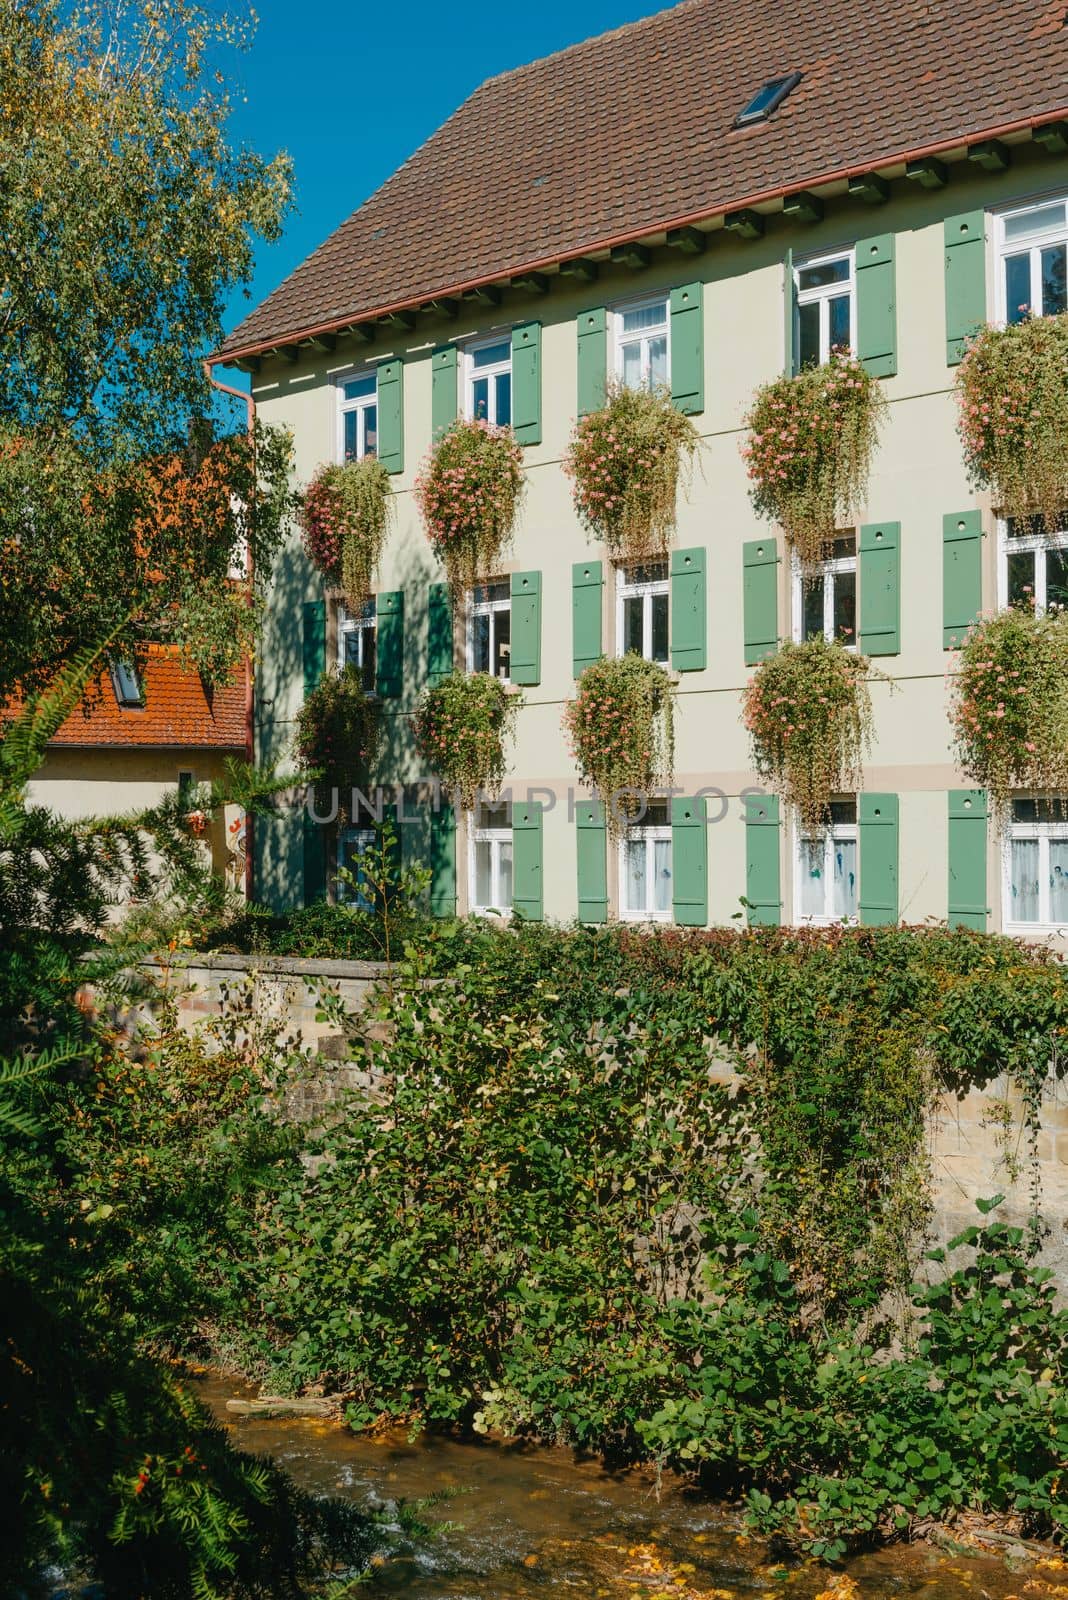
621, 800, 672, 922
1005, 798, 1068, 928
110, 660, 143, 708
617, 561, 669, 663
338, 599, 377, 692
339, 371, 378, 461
468, 581, 511, 679
793, 533, 857, 645
470, 800, 512, 914
998, 197, 1068, 324
795, 250, 854, 368
337, 815, 378, 910
796, 800, 858, 923
999, 515, 1068, 613
466, 339, 512, 426
614, 298, 670, 391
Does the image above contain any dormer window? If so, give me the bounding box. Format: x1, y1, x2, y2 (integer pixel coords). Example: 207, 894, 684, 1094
734, 72, 802, 128
110, 661, 143, 708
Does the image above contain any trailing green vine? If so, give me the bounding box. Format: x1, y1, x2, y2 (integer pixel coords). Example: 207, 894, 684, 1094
563, 653, 675, 824
949, 606, 1068, 827
299, 457, 393, 606
742, 637, 873, 830
564, 383, 699, 559
414, 418, 525, 596
957, 312, 1068, 530
743, 353, 885, 565
294, 663, 378, 808
413, 670, 519, 808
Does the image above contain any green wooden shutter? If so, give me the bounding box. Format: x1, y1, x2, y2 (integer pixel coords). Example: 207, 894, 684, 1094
376, 589, 404, 699
376, 357, 404, 474
431, 345, 458, 440
672, 795, 707, 926
856, 233, 897, 378
670, 547, 706, 672
302, 599, 326, 696
428, 801, 456, 918
669, 281, 704, 415
944, 211, 987, 365
511, 321, 542, 444
510, 570, 541, 686
743, 538, 780, 665
744, 792, 781, 926
859, 521, 901, 655
576, 798, 608, 924
859, 792, 899, 926
512, 800, 544, 921
784, 248, 796, 374
301, 600, 328, 904
572, 560, 604, 677
943, 510, 983, 648
577, 306, 607, 417
427, 582, 453, 687
948, 789, 988, 931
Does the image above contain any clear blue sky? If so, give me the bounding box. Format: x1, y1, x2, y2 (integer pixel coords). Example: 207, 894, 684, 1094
221, 0, 664, 348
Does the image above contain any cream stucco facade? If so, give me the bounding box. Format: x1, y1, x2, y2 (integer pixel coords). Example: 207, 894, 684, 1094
247, 142, 1068, 936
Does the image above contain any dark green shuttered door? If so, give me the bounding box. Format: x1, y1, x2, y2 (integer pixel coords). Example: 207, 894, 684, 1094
944, 212, 986, 365
512, 800, 544, 921
510, 571, 541, 686
672, 796, 707, 926
859, 793, 899, 926
948, 789, 988, 930
576, 799, 608, 924
743, 538, 779, 665
943, 511, 983, 648
744, 793, 781, 926
858, 522, 901, 656
856, 233, 897, 378
572, 560, 603, 677
511, 322, 542, 444
670, 547, 706, 672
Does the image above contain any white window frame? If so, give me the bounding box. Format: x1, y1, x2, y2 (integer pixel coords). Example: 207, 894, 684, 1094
997, 515, 1068, 613
790, 534, 858, 647
469, 802, 513, 917
793, 247, 856, 368
616, 561, 670, 663
1003, 803, 1068, 934
619, 803, 673, 924
793, 803, 859, 926
337, 825, 377, 911
464, 335, 512, 427
466, 580, 511, 681
337, 600, 377, 694
611, 293, 671, 391
336, 368, 378, 463
995, 193, 1068, 324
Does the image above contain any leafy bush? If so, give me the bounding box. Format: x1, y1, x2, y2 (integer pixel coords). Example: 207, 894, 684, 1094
950, 605, 1068, 825
563, 653, 675, 823
743, 354, 884, 565
742, 637, 873, 831
293, 663, 378, 808
413, 670, 518, 809
564, 383, 699, 559
298, 457, 393, 606
414, 418, 524, 595
957, 312, 1068, 530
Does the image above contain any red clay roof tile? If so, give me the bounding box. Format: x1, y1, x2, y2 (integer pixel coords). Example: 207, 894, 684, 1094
47, 647, 247, 750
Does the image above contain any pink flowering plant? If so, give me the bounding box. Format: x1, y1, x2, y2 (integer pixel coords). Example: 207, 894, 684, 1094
414, 418, 525, 596
956, 313, 1068, 531
413, 670, 519, 809
564, 383, 699, 560
294, 663, 379, 811
563, 654, 675, 828
742, 354, 884, 566
298, 457, 393, 606
950, 606, 1068, 827
743, 637, 873, 831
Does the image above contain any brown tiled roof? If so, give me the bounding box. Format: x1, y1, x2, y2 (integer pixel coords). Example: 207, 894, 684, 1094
219, 0, 1068, 359
47, 646, 247, 750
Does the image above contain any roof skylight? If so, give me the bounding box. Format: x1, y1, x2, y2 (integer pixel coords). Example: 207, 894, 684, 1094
734, 72, 802, 128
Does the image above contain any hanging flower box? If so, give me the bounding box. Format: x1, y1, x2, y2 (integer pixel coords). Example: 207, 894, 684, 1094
299, 457, 393, 607
563, 653, 675, 827
414, 670, 519, 810
414, 419, 524, 596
